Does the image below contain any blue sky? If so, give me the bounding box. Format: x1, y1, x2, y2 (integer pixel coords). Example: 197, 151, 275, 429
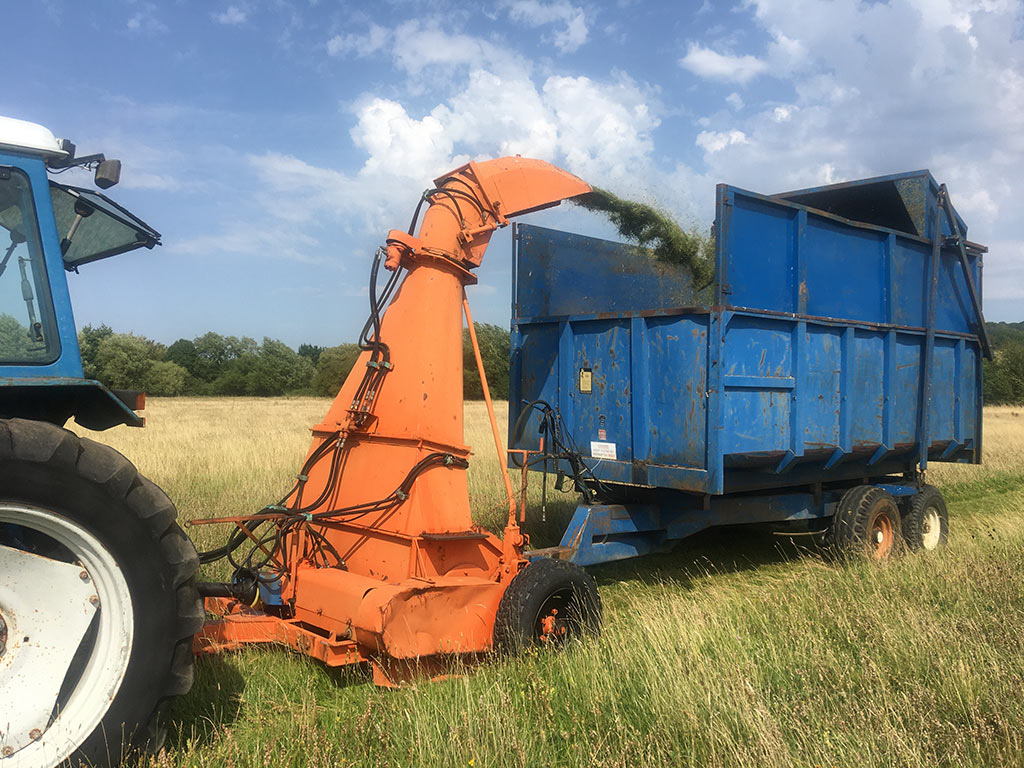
3, 0, 1022, 347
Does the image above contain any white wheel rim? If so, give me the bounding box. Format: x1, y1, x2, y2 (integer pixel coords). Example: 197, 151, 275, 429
921, 507, 942, 550
0, 503, 134, 768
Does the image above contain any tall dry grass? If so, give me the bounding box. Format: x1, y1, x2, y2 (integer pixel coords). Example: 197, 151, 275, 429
73, 401, 1024, 767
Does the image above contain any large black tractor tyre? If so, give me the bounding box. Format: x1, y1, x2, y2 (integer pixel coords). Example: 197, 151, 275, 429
0, 418, 203, 768
899, 484, 949, 552
493, 557, 601, 654
826, 485, 903, 561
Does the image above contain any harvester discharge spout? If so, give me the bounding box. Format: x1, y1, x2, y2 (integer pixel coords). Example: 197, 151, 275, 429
195, 157, 598, 682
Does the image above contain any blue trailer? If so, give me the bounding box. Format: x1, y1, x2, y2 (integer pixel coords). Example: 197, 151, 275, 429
509, 170, 989, 564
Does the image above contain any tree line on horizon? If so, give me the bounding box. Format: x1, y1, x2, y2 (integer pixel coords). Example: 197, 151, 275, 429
78, 323, 511, 399
76, 320, 1024, 404
984, 321, 1024, 405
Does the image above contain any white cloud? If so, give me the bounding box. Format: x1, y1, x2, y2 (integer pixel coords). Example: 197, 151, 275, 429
175, 223, 324, 264
437, 70, 559, 162
679, 44, 768, 84
390, 20, 528, 78
60, 129, 192, 193
682, 0, 1024, 306
194, 4, 1023, 308
125, 3, 167, 34
691, 0, 1024, 198
984, 240, 1024, 300
504, 1, 589, 53
695, 130, 748, 154
765, 32, 806, 73
213, 5, 247, 25
179, 3, 1024, 313
71, 3, 1024, 337
327, 23, 389, 57
350, 98, 456, 180
241, 62, 663, 241
542, 75, 658, 181
771, 105, 795, 122
324, 19, 528, 78
238, 18, 663, 241
119, 170, 180, 191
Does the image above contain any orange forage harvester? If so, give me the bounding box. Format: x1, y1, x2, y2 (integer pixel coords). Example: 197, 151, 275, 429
193, 157, 594, 684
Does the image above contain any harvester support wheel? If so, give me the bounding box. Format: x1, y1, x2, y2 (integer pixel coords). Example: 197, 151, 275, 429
900, 484, 949, 552
827, 485, 903, 561
493, 557, 601, 653
0, 418, 204, 768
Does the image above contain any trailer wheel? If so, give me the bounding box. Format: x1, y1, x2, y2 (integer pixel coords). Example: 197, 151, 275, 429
0, 418, 203, 768
900, 485, 948, 552
828, 485, 903, 561
493, 558, 601, 653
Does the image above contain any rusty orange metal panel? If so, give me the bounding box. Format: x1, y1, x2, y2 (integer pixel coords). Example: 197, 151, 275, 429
377, 578, 504, 657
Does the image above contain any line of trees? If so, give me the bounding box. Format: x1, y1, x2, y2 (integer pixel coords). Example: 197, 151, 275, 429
77, 320, 1024, 403
78, 322, 512, 399
984, 321, 1024, 405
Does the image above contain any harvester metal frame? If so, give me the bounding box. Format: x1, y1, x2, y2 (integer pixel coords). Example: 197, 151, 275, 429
190, 156, 598, 684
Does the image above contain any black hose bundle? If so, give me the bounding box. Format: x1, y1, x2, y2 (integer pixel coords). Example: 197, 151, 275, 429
510, 400, 611, 505
350, 246, 402, 416
198, 182, 488, 583
198, 440, 468, 581
196, 428, 344, 566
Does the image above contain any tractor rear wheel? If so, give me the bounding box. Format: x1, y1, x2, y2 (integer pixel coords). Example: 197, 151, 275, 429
827, 485, 903, 561
493, 557, 601, 653
0, 418, 203, 768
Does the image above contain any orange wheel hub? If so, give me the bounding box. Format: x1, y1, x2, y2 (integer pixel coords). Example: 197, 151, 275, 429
869, 510, 895, 560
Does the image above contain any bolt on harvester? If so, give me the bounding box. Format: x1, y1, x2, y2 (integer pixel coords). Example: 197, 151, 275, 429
0, 115, 990, 768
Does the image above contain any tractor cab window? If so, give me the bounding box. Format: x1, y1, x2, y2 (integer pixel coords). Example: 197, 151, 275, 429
49, 182, 160, 269
0, 168, 59, 364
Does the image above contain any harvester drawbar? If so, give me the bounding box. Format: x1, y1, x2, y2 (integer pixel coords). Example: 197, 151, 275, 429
191, 156, 602, 683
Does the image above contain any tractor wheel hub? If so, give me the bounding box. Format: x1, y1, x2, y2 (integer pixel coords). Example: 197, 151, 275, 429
0, 544, 98, 756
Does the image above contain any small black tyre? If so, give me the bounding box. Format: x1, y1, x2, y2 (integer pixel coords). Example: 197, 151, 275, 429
827, 485, 903, 561
900, 484, 949, 552
0, 418, 203, 768
493, 557, 601, 653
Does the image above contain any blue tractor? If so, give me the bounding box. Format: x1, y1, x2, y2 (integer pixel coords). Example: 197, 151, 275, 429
0, 116, 202, 768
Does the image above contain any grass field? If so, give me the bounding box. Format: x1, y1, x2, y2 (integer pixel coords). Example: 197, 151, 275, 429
76, 400, 1024, 768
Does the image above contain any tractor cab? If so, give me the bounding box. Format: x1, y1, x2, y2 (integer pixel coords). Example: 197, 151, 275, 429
0, 116, 160, 429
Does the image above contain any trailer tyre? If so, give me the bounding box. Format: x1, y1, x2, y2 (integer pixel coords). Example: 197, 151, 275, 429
493, 558, 601, 653
0, 418, 203, 768
827, 485, 903, 561
900, 485, 948, 552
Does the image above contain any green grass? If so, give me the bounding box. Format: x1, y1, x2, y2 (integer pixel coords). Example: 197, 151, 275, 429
81, 401, 1024, 767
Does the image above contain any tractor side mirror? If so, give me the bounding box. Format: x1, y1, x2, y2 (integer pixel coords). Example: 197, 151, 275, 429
95, 159, 121, 189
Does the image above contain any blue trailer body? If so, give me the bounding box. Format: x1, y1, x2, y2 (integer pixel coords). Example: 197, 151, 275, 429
509, 171, 985, 565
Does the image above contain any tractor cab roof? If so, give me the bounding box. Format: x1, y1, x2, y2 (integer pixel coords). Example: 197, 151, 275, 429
0, 116, 68, 160
0, 116, 160, 268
